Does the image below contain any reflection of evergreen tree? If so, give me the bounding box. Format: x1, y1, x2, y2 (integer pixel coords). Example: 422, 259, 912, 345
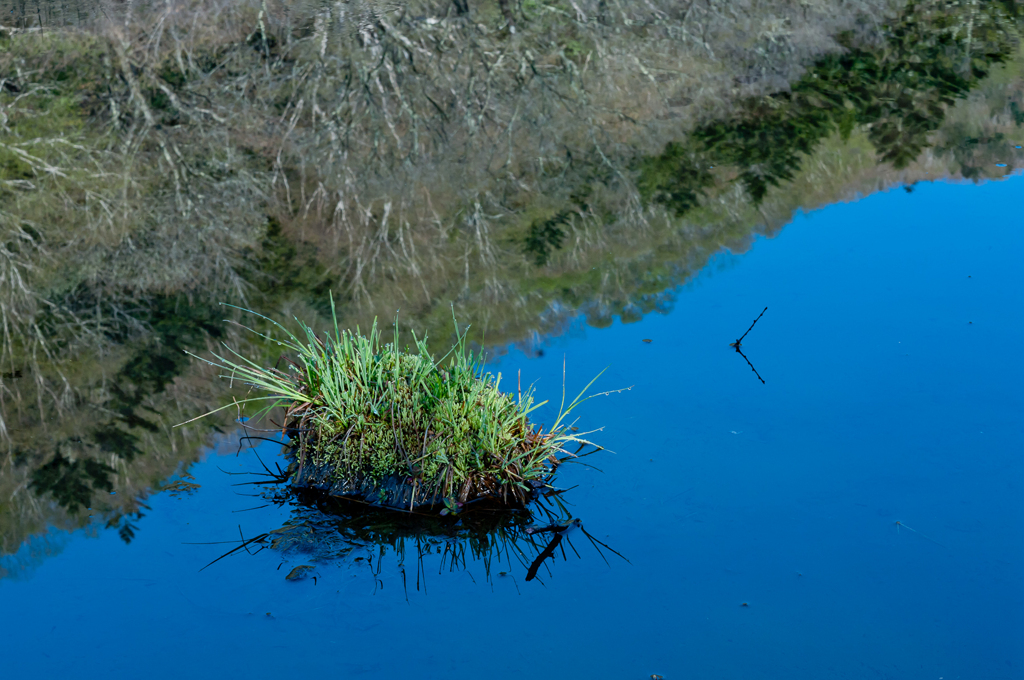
523, 211, 572, 266
26, 293, 224, 513
30, 450, 114, 513
24, 220, 338, 516
640, 1, 1022, 213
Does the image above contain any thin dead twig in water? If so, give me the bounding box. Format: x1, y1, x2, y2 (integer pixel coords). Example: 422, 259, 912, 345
730, 306, 767, 349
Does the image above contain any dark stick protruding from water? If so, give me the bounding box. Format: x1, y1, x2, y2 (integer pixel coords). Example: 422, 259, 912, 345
730, 307, 767, 384
730, 307, 768, 349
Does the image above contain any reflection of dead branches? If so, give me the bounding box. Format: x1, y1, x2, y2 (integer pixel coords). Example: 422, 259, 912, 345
1, 0, 912, 358
3, 0, 994, 563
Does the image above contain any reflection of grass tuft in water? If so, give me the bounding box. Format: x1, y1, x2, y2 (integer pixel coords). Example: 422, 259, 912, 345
188, 301, 612, 510
200, 486, 621, 589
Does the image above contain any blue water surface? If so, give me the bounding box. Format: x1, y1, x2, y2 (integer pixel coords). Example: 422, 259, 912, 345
2, 177, 1022, 680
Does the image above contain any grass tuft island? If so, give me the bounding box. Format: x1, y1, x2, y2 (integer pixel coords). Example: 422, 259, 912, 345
187, 303, 612, 512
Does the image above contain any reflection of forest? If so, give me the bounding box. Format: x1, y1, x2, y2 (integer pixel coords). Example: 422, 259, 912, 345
1, 0, 1022, 572
639, 2, 1024, 209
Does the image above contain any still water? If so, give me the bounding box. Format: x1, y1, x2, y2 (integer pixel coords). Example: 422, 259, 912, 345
2, 175, 1021, 679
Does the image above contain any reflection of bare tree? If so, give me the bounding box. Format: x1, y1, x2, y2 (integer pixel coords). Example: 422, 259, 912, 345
0, 0, 916, 384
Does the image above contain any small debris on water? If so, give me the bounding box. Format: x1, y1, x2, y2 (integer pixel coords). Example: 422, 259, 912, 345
741, 602, 749, 607
642, 338, 653, 343
651, 675, 664, 680
164, 479, 201, 497
286, 565, 316, 581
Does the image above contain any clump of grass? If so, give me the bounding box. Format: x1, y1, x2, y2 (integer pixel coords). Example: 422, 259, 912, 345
186, 301, 611, 510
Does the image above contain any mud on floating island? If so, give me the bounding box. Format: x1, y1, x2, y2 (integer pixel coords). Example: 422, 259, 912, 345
186, 303, 621, 513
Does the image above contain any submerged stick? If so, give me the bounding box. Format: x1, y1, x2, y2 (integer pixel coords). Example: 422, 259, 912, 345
526, 532, 564, 581
895, 521, 946, 548
197, 531, 270, 571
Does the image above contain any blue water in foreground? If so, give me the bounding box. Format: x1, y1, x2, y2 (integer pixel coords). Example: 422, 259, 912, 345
2, 177, 1022, 679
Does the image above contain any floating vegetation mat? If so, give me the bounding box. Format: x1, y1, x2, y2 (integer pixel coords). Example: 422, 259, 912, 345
189, 303, 619, 511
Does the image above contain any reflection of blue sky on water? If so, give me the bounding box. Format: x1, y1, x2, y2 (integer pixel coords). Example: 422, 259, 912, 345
2, 176, 1022, 679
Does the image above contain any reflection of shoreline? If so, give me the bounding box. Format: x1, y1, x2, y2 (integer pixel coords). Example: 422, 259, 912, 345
2, 1, 1021, 566
926, 165, 1024, 185
0, 529, 73, 581
4, 136, 1019, 567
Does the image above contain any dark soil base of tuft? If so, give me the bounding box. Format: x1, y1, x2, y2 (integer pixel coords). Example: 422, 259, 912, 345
289, 456, 445, 510
286, 448, 540, 511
